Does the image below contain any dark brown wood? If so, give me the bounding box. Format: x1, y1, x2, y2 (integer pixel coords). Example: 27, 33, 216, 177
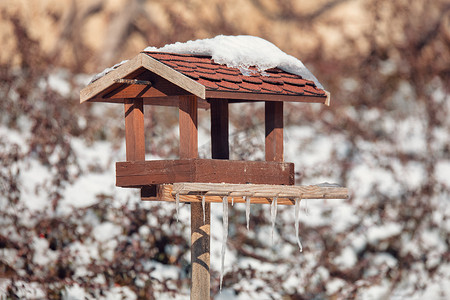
265, 101, 284, 162
179, 95, 198, 160
124, 98, 145, 161
210, 99, 229, 159
116, 159, 294, 187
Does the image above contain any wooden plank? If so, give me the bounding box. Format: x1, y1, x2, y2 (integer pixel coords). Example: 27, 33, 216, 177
124, 98, 145, 161
210, 99, 229, 159
172, 182, 348, 199
147, 183, 348, 203
193, 159, 294, 185
179, 95, 198, 160
265, 101, 284, 162
116, 160, 193, 187
116, 159, 294, 187
205, 90, 327, 104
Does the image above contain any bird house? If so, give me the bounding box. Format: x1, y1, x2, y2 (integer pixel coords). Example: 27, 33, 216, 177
80, 38, 348, 299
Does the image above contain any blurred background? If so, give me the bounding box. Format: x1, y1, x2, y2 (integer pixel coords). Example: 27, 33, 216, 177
0, 0, 449, 299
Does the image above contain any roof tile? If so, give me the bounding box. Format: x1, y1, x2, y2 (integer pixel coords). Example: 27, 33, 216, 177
198, 79, 219, 90
261, 76, 284, 85
282, 77, 306, 86
217, 81, 240, 90
283, 83, 305, 94
242, 76, 263, 84
261, 84, 283, 93
240, 82, 262, 92
217, 67, 240, 75
198, 72, 221, 81
221, 73, 243, 83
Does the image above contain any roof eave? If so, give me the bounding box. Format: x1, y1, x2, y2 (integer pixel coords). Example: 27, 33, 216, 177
205, 90, 329, 104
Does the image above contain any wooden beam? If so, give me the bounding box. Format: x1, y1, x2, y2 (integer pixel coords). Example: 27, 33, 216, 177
124, 98, 145, 161
190, 192, 210, 300
210, 99, 229, 159
146, 183, 349, 203
265, 101, 284, 162
205, 90, 327, 104
115, 159, 295, 187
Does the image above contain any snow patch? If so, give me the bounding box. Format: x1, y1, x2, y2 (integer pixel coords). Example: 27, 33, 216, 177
93, 221, 122, 242
435, 160, 450, 188
90, 60, 128, 83
367, 223, 402, 244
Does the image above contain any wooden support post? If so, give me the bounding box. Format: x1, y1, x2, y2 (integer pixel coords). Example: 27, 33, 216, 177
179, 96, 198, 160
265, 101, 284, 162
211, 99, 229, 160
179, 95, 210, 300
124, 98, 145, 161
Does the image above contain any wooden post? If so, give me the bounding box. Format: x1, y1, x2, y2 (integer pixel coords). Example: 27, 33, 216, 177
124, 98, 145, 161
265, 101, 283, 162
179, 95, 210, 300
211, 99, 229, 160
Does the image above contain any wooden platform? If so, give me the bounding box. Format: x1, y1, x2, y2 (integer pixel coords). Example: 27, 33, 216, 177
116, 159, 295, 187
142, 182, 349, 204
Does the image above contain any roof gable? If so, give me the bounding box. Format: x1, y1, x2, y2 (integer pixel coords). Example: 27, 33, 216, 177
80, 52, 329, 106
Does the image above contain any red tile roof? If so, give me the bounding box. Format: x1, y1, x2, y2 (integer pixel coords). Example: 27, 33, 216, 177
143, 52, 326, 98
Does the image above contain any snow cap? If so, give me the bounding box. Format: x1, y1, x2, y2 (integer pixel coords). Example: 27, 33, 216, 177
145, 35, 324, 89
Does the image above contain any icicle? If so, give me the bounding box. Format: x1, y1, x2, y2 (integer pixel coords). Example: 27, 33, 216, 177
202, 195, 206, 224
295, 198, 303, 252
175, 193, 180, 222
220, 196, 228, 291
231, 197, 234, 206
245, 196, 251, 230
270, 196, 278, 245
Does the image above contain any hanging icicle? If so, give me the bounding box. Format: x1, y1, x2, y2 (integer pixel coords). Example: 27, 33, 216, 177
220, 196, 229, 291
175, 193, 180, 222
202, 195, 206, 224
245, 196, 251, 230
294, 198, 303, 252
270, 196, 278, 245
231, 197, 234, 206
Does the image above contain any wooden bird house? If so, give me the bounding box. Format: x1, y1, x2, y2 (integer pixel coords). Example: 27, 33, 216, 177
81, 48, 347, 299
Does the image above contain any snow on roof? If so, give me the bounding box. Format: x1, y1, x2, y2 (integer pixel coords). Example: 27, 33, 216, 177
145, 35, 324, 89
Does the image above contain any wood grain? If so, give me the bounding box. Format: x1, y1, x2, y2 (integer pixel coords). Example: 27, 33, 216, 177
115, 159, 294, 187
179, 95, 198, 160
124, 98, 145, 161
144, 183, 349, 203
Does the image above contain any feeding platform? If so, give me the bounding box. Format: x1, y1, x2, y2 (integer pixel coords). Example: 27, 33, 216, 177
80, 35, 348, 299
147, 182, 348, 204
